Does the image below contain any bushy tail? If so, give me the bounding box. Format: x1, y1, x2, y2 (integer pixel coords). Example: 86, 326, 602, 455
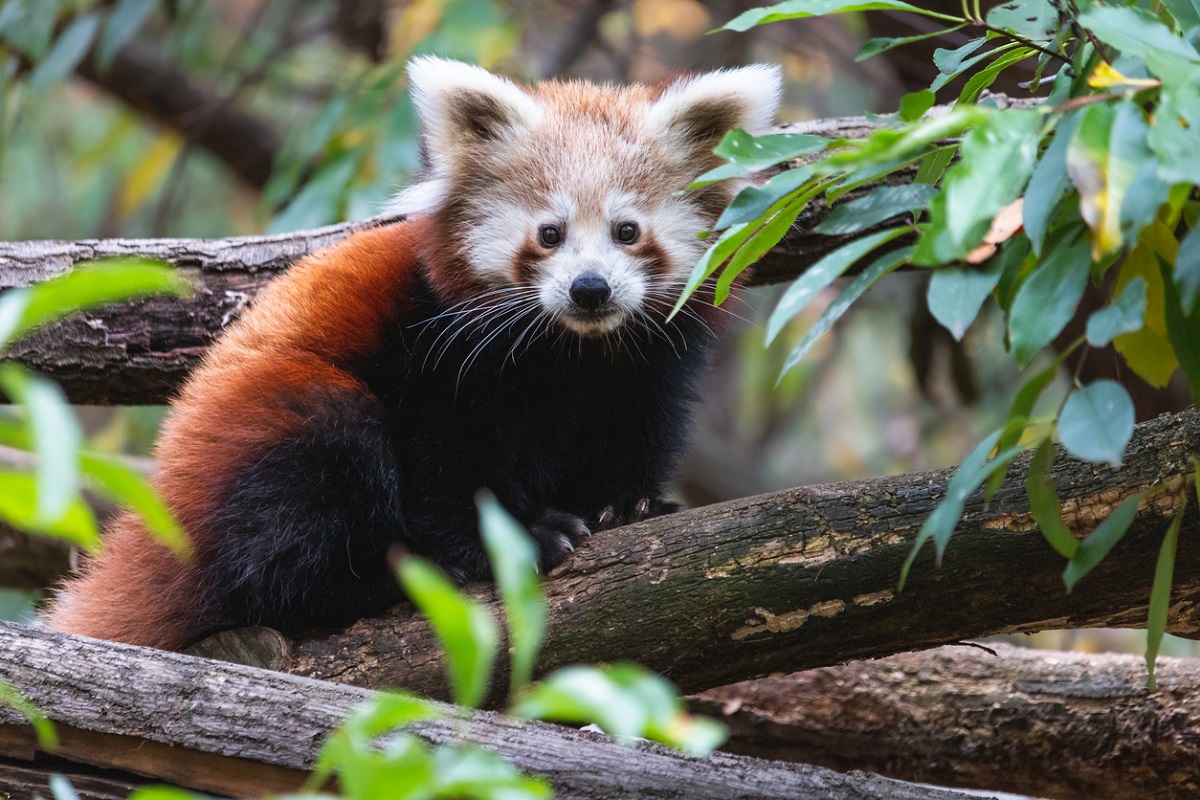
41, 511, 207, 651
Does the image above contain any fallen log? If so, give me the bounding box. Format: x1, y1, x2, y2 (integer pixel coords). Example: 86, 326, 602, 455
0, 622, 1025, 800
693, 643, 1200, 800
189, 407, 1199, 704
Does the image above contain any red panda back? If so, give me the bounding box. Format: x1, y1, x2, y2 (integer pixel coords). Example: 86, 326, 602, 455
42, 219, 431, 649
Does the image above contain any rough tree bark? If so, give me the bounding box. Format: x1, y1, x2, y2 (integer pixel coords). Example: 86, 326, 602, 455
0, 100, 1040, 405
185, 408, 1199, 705
693, 643, 1200, 800
0, 623, 1022, 800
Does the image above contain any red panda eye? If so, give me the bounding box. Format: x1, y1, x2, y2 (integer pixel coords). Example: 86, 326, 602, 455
615, 221, 639, 244
539, 225, 562, 248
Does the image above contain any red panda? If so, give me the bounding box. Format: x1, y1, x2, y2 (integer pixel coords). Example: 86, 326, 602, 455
42, 58, 783, 650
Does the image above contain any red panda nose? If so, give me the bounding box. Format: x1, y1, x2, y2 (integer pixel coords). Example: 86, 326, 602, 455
569, 272, 612, 311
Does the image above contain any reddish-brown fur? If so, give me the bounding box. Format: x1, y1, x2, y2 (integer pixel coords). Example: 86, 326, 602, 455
43, 219, 433, 649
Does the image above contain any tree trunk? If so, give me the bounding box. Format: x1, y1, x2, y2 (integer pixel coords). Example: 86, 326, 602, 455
0, 622, 1021, 800
693, 642, 1200, 800
185, 408, 1199, 705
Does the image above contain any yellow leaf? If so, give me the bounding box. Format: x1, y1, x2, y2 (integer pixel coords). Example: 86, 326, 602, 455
1113, 242, 1178, 386
633, 0, 711, 39
388, 0, 443, 57
117, 134, 182, 218
1088, 61, 1161, 89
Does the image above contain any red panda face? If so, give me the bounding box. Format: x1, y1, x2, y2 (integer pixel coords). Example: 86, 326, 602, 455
392, 58, 782, 338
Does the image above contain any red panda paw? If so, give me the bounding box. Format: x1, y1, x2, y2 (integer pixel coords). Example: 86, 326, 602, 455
595, 498, 682, 531
530, 508, 591, 572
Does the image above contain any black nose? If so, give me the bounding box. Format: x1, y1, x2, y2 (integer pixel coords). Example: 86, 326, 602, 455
569, 272, 611, 311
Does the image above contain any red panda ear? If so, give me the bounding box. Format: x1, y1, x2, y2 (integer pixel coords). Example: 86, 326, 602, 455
408, 57, 541, 160
647, 65, 783, 161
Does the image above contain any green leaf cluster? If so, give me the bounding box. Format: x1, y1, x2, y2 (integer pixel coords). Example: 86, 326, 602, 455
697, 0, 1200, 687
0, 259, 190, 554
311, 493, 727, 800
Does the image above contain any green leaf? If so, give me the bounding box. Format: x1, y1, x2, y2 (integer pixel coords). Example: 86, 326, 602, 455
934, 38, 987, 75
857, 26, 966, 62
396, 556, 499, 709
431, 743, 553, 800
1068, 101, 1163, 259
97, 0, 157, 70
477, 491, 547, 699
1079, 6, 1200, 64
927, 258, 1004, 341
913, 145, 956, 188
899, 89, 935, 122
715, 166, 814, 230
268, 152, 359, 234
956, 46, 1036, 104
765, 227, 907, 345
1176, 223, 1200, 316
80, 453, 190, 558
1086, 277, 1147, 347
815, 184, 937, 235
0, 679, 58, 751
900, 427, 1045, 589
1160, 255, 1200, 402
670, 222, 756, 317
722, 0, 947, 32
49, 775, 80, 800
513, 664, 726, 756
943, 110, 1041, 252
0, 364, 81, 526
1145, 502, 1184, 692
1058, 380, 1135, 467
310, 691, 440, 793
29, 12, 101, 93
0, 471, 98, 548
1024, 439, 1079, 558
779, 246, 912, 374
714, 190, 813, 305
1024, 111, 1080, 256
0, 258, 186, 349
823, 105, 989, 174
1062, 493, 1142, 592
713, 129, 829, 172
1162, 0, 1200, 32
1147, 73, 1200, 186
686, 162, 748, 190
987, 0, 1058, 39
1008, 241, 1091, 365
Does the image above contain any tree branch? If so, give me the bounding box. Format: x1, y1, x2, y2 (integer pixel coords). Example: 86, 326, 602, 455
0, 622, 1019, 800
75, 37, 282, 190
693, 643, 1200, 800
188, 408, 1199, 705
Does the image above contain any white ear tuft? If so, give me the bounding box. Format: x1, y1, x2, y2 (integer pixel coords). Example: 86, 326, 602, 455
407, 56, 541, 163
648, 64, 783, 148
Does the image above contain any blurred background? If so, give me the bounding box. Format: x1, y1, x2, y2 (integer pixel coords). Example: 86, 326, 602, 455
0, 0, 1192, 656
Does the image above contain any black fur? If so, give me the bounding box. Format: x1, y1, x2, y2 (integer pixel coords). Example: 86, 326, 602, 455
199, 270, 715, 636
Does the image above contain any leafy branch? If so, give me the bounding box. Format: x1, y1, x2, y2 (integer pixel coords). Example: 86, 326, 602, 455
689, 0, 1200, 686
